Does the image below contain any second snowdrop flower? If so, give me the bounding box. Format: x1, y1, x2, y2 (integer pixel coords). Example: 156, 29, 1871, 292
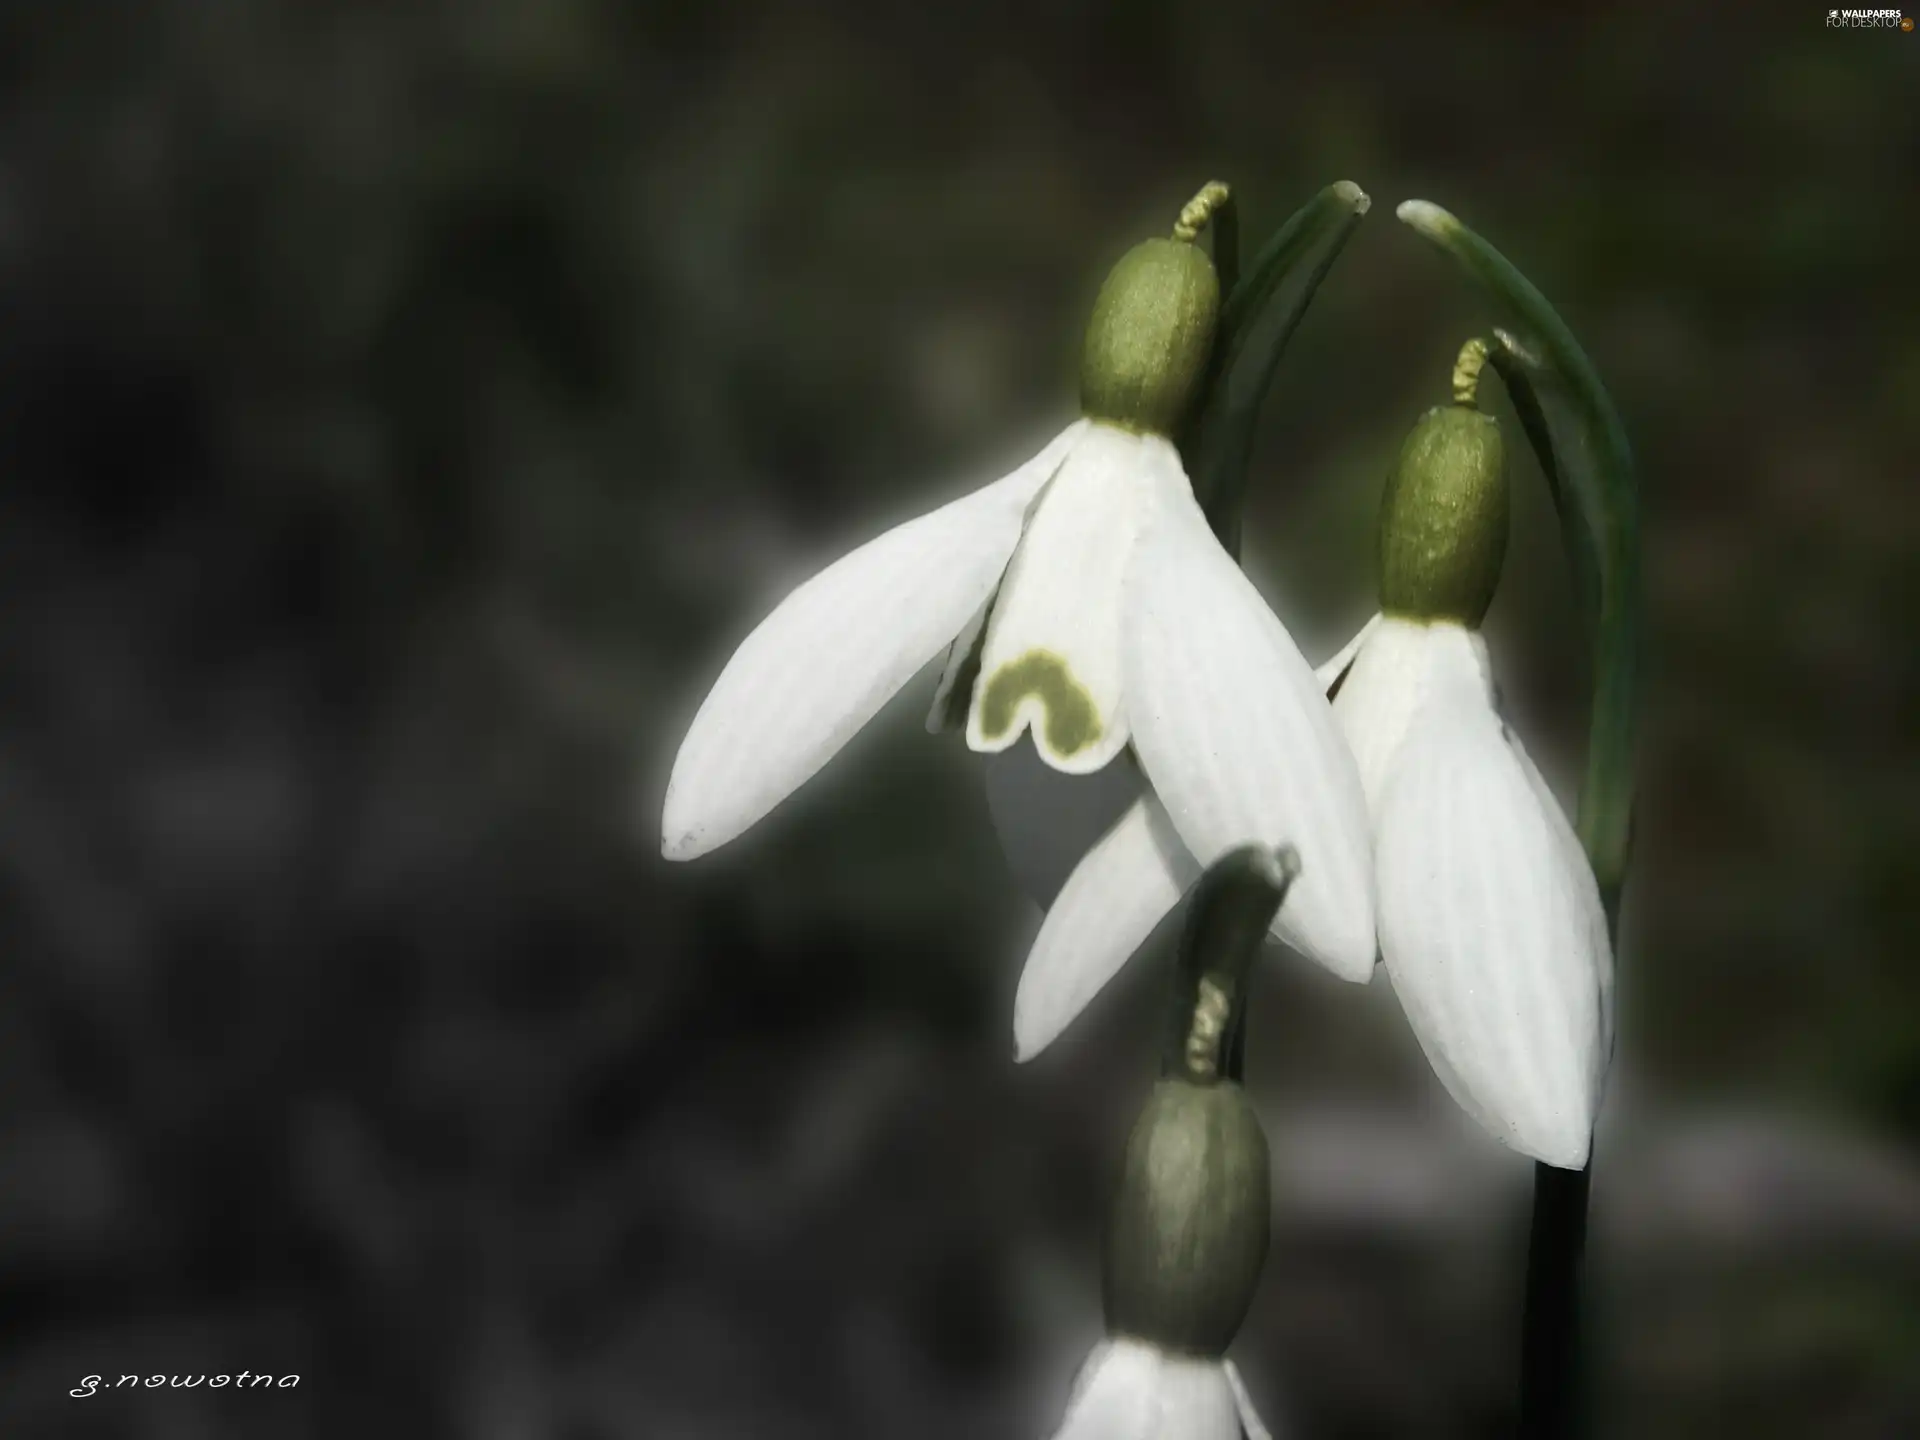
1321, 340, 1612, 1170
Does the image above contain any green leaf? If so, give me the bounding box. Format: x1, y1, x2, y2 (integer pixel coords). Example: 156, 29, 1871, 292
1181, 181, 1372, 559
1395, 201, 1642, 1440
1393, 200, 1640, 922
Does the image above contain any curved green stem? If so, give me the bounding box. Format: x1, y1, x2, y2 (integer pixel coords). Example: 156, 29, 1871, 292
1487, 327, 1639, 922
1397, 203, 1640, 913
1182, 182, 1372, 558
1397, 201, 1641, 1440
1160, 844, 1300, 1085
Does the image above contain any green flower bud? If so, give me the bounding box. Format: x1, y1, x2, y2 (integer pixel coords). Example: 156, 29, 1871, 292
1377, 371, 1509, 627
1100, 843, 1295, 1357
1103, 1077, 1270, 1356
1079, 237, 1219, 438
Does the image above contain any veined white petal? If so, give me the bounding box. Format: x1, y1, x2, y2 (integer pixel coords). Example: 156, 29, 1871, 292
1313, 612, 1382, 693
967, 423, 1157, 775
1014, 794, 1197, 1060
1223, 1360, 1275, 1440
1332, 614, 1495, 812
1507, 735, 1616, 1098
1122, 455, 1377, 981
1049, 1339, 1238, 1440
662, 421, 1086, 859
1050, 1339, 1154, 1440
1373, 633, 1606, 1168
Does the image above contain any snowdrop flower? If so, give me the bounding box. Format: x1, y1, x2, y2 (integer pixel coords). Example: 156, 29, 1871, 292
662, 187, 1373, 988
1319, 344, 1612, 1169
1043, 846, 1295, 1440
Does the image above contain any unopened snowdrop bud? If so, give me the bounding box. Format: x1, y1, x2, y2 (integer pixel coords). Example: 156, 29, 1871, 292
1103, 1078, 1270, 1356
1078, 187, 1224, 438
1103, 845, 1295, 1356
1047, 846, 1292, 1440
1377, 337, 1508, 626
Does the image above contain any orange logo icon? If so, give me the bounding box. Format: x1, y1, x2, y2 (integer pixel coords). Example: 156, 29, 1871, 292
1905, 16, 1915, 28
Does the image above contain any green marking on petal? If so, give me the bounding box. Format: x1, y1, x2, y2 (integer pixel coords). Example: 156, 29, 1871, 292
979, 650, 1102, 756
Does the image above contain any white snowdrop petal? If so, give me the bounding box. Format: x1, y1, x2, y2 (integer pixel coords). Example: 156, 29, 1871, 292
1145, 1355, 1241, 1440
1123, 451, 1377, 980
1054, 1340, 1115, 1425
662, 421, 1086, 860
1224, 1360, 1275, 1440
1506, 734, 1616, 1098
1013, 794, 1197, 1060
1332, 615, 1494, 813
1373, 654, 1605, 1169
1050, 1339, 1159, 1440
967, 423, 1158, 775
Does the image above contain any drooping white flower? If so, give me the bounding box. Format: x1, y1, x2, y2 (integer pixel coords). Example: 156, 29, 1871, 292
1046, 1338, 1274, 1440
1319, 384, 1611, 1172
662, 222, 1375, 993
1325, 612, 1611, 1169
1294, 379, 1613, 1170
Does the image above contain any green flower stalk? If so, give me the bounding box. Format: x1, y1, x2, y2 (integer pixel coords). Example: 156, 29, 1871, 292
1394, 200, 1641, 1440
1046, 845, 1296, 1440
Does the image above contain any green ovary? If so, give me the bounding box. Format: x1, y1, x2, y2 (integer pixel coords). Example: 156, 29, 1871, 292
979, 650, 1102, 757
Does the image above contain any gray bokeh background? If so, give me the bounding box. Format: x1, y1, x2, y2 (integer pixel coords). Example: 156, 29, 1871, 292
1, 4, 1915, 1437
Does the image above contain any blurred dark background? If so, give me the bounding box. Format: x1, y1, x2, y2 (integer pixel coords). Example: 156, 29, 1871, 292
1, 3, 1915, 1437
